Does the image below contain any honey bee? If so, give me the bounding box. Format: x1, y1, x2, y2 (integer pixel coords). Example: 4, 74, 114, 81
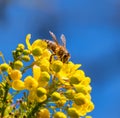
44, 31, 70, 63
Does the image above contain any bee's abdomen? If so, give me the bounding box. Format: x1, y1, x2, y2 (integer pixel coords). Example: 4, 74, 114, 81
44, 40, 57, 52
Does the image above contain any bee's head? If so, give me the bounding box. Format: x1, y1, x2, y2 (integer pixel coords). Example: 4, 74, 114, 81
62, 53, 70, 63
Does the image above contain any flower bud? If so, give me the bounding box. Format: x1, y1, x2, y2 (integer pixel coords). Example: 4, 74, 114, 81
68, 108, 80, 118
18, 43, 25, 51
22, 55, 30, 62
51, 60, 63, 73
0, 63, 9, 72
23, 49, 30, 55
65, 89, 75, 99
70, 76, 80, 84
74, 84, 88, 94
51, 92, 61, 101
37, 108, 50, 118
86, 101, 94, 112
32, 47, 42, 56
14, 60, 23, 70
74, 93, 87, 105
16, 47, 21, 52
54, 112, 66, 118
41, 72, 50, 82
36, 87, 47, 97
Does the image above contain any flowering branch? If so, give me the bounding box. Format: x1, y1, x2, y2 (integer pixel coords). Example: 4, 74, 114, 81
0, 33, 94, 118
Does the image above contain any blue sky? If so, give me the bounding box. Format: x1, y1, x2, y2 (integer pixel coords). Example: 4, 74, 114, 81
0, 0, 120, 118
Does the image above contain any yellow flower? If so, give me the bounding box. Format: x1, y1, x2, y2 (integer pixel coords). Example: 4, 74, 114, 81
24, 76, 38, 90
72, 98, 94, 116
39, 49, 51, 60
80, 77, 91, 86
54, 112, 67, 118
26, 34, 47, 59
86, 101, 94, 112
68, 107, 80, 118
28, 89, 47, 103
74, 84, 92, 95
36, 108, 50, 118
36, 87, 47, 97
14, 60, 23, 70
51, 60, 63, 73
12, 80, 25, 90
9, 69, 22, 81
56, 94, 67, 107
38, 71, 50, 87
36, 94, 47, 103
74, 93, 88, 105
37, 58, 50, 72
51, 92, 61, 101
65, 89, 76, 99
70, 70, 85, 84
56, 61, 81, 85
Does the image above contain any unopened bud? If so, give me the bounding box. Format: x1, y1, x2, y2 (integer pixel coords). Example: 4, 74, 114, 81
0, 63, 9, 72
18, 44, 25, 51
32, 47, 42, 56
41, 71, 50, 82
51, 60, 63, 73
54, 112, 66, 118
65, 89, 75, 99
36, 87, 47, 97
14, 60, 23, 70
51, 92, 61, 101
23, 49, 30, 55
68, 108, 80, 118
22, 55, 30, 62
74, 93, 87, 105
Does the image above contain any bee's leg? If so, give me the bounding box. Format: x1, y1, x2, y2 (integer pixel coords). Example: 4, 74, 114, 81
49, 53, 56, 63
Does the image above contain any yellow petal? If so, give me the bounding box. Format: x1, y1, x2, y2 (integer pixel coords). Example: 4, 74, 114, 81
12, 80, 25, 90
32, 39, 47, 50
37, 108, 50, 118
24, 76, 38, 90
37, 94, 47, 103
33, 65, 41, 81
26, 34, 32, 50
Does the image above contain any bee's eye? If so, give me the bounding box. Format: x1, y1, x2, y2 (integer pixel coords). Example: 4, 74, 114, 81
62, 53, 70, 63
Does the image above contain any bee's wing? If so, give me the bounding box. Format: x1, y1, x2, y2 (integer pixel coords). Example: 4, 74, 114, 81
61, 34, 66, 48
49, 31, 58, 45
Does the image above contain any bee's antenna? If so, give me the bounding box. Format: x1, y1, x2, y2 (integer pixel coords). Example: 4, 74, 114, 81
49, 31, 58, 44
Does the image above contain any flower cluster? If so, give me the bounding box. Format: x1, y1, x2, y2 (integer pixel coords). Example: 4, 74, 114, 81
0, 33, 94, 118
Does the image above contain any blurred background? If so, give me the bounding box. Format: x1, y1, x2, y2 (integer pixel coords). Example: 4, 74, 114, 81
0, 0, 120, 118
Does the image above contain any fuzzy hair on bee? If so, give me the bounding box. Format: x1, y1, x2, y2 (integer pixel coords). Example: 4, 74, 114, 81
44, 31, 70, 63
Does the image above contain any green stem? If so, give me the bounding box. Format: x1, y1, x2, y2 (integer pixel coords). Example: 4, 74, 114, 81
26, 99, 48, 118
21, 63, 34, 74
1, 82, 9, 117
